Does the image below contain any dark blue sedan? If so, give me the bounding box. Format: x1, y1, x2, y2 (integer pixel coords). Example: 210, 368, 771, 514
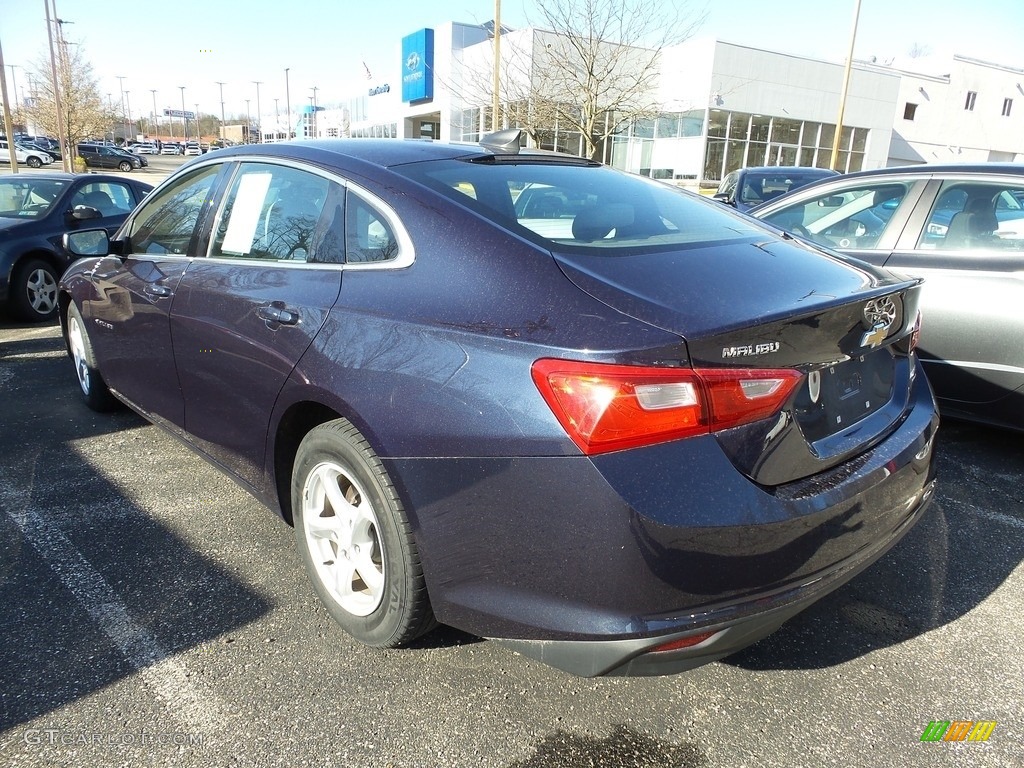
58, 134, 938, 676
0, 173, 152, 320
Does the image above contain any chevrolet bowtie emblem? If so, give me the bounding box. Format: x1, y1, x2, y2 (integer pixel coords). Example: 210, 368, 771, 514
861, 324, 889, 348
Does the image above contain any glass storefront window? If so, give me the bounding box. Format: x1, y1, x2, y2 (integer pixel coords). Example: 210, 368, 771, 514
707, 110, 728, 138
800, 147, 816, 167
772, 118, 801, 145
818, 124, 836, 149
852, 127, 868, 152
704, 138, 726, 181
746, 142, 767, 167
750, 115, 770, 142
726, 139, 747, 173
655, 114, 679, 138
728, 112, 750, 140
840, 126, 853, 149
680, 110, 704, 137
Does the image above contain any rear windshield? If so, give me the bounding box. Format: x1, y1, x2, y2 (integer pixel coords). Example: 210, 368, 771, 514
392, 159, 764, 254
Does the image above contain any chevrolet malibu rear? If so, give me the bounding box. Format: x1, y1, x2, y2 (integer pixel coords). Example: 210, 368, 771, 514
59, 137, 937, 677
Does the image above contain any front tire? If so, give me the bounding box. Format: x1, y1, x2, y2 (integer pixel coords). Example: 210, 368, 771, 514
118, 160, 133, 172
27, 156, 42, 168
66, 303, 117, 411
12, 258, 59, 321
292, 419, 434, 648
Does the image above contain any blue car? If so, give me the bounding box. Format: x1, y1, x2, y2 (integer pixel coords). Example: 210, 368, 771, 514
58, 134, 937, 676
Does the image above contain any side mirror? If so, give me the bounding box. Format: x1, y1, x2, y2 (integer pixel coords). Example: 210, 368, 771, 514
70, 204, 103, 221
64, 229, 111, 257
712, 193, 734, 205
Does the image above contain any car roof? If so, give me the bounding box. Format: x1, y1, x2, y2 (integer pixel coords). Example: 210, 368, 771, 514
813, 162, 1024, 181
738, 166, 838, 174
208, 138, 531, 170
0, 171, 152, 187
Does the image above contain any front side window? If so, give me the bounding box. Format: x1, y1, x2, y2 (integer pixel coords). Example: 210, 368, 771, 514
209, 163, 332, 262
918, 181, 1024, 251
759, 181, 915, 250
128, 165, 221, 255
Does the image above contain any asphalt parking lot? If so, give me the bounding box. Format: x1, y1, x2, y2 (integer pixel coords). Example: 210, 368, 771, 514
0, 319, 1020, 768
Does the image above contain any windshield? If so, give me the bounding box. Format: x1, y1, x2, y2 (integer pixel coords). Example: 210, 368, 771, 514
0, 179, 68, 218
393, 159, 764, 254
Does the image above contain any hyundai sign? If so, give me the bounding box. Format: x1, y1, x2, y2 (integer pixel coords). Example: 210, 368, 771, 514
401, 28, 434, 103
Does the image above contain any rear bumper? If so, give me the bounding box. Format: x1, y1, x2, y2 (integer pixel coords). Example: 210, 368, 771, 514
385, 362, 938, 676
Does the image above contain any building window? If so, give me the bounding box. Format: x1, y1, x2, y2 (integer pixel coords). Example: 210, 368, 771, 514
1002, 98, 1013, 117
903, 103, 918, 120
964, 91, 977, 111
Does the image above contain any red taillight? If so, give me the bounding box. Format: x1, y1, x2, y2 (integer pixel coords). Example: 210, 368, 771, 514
531, 359, 802, 455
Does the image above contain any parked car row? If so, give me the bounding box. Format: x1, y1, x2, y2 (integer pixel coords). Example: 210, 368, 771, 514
0, 139, 56, 168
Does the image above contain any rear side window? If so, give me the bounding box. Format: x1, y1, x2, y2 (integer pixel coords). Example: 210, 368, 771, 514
394, 160, 764, 253
346, 190, 400, 263
918, 181, 1024, 251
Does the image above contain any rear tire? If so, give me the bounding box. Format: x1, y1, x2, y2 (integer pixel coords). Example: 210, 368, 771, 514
292, 418, 435, 648
12, 258, 59, 321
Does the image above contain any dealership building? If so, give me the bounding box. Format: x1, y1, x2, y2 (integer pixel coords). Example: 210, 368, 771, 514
263, 20, 1024, 187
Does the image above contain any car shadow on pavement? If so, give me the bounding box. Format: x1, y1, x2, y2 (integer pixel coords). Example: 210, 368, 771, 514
0, 327, 273, 734
726, 420, 1023, 671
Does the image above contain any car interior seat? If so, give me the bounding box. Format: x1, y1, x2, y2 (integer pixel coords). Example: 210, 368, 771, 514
82, 190, 116, 216
944, 196, 999, 249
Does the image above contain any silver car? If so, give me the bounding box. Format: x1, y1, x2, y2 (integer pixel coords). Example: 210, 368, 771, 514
749, 163, 1024, 431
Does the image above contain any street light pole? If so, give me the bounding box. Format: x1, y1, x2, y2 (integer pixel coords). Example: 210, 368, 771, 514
284, 67, 291, 139
116, 74, 127, 140
311, 85, 318, 139
150, 89, 158, 140
274, 98, 279, 141
195, 103, 200, 141
125, 90, 132, 140
179, 85, 187, 142
215, 81, 226, 142
252, 80, 262, 143
245, 99, 251, 143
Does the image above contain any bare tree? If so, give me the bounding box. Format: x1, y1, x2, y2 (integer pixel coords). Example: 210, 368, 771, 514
522, 0, 704, 159
907, 42, 932, 59
24, 43, 110, 150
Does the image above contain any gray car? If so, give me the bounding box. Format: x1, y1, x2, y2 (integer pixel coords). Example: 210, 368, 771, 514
749, 163, 1024, 431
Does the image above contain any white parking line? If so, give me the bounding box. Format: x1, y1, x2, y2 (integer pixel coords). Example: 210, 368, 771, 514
2, 478, 225, 734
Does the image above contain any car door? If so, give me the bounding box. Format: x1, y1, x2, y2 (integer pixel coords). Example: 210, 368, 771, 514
85, 163, 226, 430
883, 177, 1024, 405
168, 160, 344, 489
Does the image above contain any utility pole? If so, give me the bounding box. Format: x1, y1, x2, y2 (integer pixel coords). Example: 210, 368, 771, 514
0, 36, 20, 171
124, 90, 132, 140
310, 85, 318, 139
46, 0, 71, 171
830, 0, 862, 171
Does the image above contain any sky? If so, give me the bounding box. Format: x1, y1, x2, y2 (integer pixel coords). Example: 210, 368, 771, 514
2, 0, 1022, 124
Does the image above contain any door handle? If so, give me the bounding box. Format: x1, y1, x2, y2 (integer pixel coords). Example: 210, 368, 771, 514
144, 283, 172, 298
257, 305, 299, 326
